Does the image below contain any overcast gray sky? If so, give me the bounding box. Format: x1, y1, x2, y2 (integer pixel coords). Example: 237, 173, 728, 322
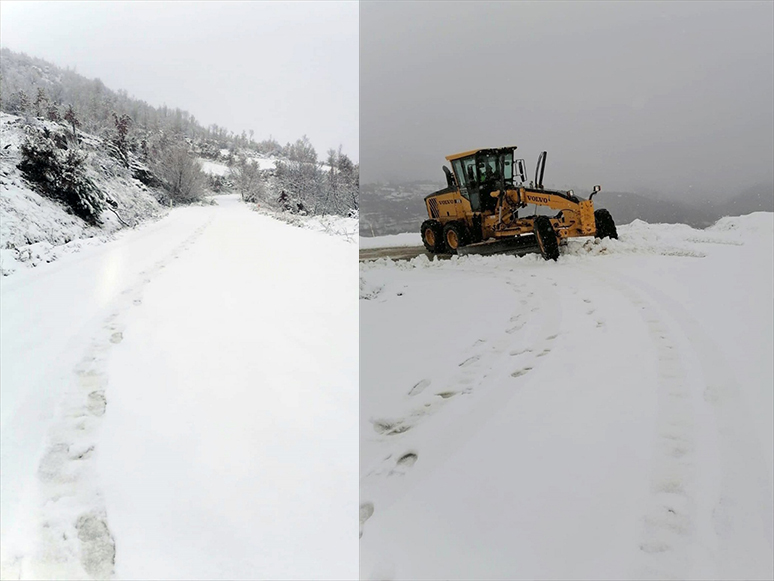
361, 1, 773, 199
1, 1, 358, 160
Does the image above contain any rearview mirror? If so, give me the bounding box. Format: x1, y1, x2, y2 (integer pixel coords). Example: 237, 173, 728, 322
515, 159, 527, 183
593, 185, 601, 193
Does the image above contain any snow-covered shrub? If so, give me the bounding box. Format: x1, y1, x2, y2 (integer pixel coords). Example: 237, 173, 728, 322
231, 158, 265, 202
153, 146, 207, 205
18, 125, 104, 225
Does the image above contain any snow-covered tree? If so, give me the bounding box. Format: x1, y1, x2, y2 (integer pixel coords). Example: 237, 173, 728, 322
46, 103, 62, 122
111, 112, 132, 167
154, 146, 207, 205
63, 104, 80, 140
33, 88, 48, 117
18, 126, 104, 224
231, 157, 265, 202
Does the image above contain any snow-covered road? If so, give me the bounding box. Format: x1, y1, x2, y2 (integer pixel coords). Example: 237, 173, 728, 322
1, 194, 358, 579
359, 215, 773, 580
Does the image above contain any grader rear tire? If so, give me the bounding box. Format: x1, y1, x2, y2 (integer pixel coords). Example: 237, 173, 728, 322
421, 219, 446, 254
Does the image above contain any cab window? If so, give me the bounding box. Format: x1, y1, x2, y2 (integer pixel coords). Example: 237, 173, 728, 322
501, 152, 513, 180
453, 157, 478, 197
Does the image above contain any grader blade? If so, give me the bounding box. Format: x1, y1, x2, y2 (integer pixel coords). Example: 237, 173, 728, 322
458, 235, 541, 257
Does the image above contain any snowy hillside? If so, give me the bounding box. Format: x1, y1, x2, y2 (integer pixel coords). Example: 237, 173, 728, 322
360, 213, 773, 579
0, 113, 165, 276
1, 194, 358, 579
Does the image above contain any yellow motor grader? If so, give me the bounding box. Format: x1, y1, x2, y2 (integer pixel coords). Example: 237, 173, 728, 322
420, 147, 617, 260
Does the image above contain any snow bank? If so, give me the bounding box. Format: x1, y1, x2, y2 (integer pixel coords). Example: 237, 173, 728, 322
253, 206, 357, 242
361, 213, 771, 264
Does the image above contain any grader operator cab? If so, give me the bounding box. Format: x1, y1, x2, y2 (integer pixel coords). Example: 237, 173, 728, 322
421, 147, 618, 260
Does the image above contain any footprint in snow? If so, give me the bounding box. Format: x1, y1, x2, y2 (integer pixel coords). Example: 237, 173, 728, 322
536, 349, 551, 358
436, 391, 458, 399
391, 452, 418, 475
87, 391, 107, 416
509, 348, 532, 356
359, 502, 375, 539
506, 323, 525, 334
511, 367, 533, 378
38, 443, 70, 483
408, 379, 431, 396
72, 445, 95, 461
372, 419, 411, 436
76, 513, 115, 579
459, 355, 480, 367
109, 332, 123, 344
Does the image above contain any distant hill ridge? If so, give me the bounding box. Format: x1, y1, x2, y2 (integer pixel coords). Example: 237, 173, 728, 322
2, 47, 301, 157
360, 181, 774, 237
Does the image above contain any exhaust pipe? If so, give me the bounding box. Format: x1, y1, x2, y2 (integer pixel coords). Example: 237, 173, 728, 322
535, 151, 547, 189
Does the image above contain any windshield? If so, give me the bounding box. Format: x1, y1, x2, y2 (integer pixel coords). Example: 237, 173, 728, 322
475, 150, 514, 185
477, 153, 498, 182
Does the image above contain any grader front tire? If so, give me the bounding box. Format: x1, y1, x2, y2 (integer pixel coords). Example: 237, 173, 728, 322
534, 216, 560, 261
443, 222, 468, 255
594, 209, 618, 240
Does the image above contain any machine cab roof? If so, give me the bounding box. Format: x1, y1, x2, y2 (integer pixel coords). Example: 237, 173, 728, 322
444, 147, 523, 212
445, 146, 518, 163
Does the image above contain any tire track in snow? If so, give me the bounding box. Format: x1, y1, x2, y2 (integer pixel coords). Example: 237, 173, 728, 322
16, 217, 212, 579
603, 268, 774, 580
586, 265, 773, 580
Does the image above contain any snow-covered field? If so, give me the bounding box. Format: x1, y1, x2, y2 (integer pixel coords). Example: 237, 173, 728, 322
199, 159, 231, 176
1, 194, 358, 580
360, 214, 773, 580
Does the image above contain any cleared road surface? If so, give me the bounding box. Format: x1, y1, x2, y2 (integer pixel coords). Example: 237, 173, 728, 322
1, 194, 358, 580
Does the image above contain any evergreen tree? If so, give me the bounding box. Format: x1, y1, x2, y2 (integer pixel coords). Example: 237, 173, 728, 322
63, 104, 80, 140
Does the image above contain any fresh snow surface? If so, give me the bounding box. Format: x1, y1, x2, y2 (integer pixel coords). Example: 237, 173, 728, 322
1, 194, 358, 580
360, 213, 773, 580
